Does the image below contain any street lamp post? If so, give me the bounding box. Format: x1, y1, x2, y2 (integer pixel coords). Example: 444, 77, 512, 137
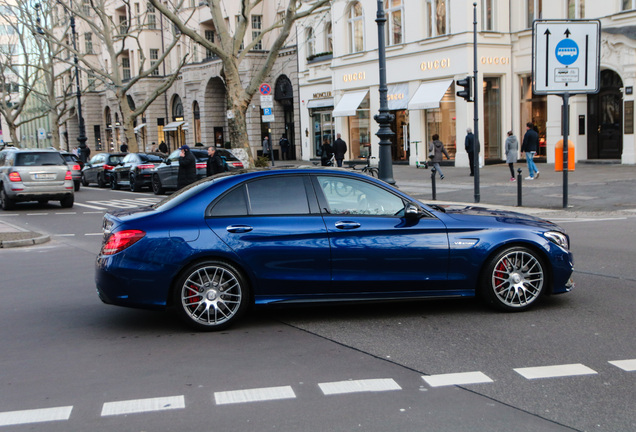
374, 0, 395, 185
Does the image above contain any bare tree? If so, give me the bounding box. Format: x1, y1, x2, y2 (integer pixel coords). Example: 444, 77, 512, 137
149, 0, 330, 165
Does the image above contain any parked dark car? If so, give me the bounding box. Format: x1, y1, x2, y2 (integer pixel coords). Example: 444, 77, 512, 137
96, 168, 574, 331
151, 148, 243, 195
110, 152, 165, 192
60, 152, 82, 191
81, 153, 126, 188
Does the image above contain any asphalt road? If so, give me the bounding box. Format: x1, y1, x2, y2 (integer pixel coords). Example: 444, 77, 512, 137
0, 185, 633, 431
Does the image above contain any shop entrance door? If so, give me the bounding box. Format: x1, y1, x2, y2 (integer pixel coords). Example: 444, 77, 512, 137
587, 70, 623, 159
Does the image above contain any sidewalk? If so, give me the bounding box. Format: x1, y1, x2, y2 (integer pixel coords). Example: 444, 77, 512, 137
1, 160, 634, 247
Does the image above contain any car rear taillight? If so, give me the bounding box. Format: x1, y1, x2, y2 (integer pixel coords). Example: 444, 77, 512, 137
137, 164, 155, 170
195, 163, 206, 169
65, 171, 73, 180
231, 162, 244, 168
72, 164, 81, 170
8, 172, 21, 182
104, 164, 114, 171
101, 230, 146, 255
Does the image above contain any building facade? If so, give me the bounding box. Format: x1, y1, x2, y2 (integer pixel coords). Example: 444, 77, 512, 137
297, 0, 636, 167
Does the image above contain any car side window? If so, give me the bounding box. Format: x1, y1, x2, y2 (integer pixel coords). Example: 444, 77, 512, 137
316, 176, 405, 216
246, 176, 310, 216
210, 185, 248, 217
168, 150, 180, 162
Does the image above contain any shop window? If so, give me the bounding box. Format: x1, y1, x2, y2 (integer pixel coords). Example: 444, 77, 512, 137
520, 75, 547, 156
426, 84, 456, 159
483, 77, 502, 159
349, 95, 371, 158
312, 111, 335, 158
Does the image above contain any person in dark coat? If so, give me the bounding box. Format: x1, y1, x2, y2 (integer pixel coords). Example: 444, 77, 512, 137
120, 143, 128, 153
177, 144, 197, 188
464, 128, 475, 176
521, 122, 540, 180
320, 139, 334, 166
333, 133, 347, 167
428, 134, 450, 179
206, 146, 225, 176
158, 141, 168, 154
279, 134, 290, 161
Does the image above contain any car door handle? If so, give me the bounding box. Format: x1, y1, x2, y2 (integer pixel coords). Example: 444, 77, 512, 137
226, 225, 253, 233
335, 221, 361, 230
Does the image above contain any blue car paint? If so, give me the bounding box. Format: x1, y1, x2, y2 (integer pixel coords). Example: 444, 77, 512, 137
95, 169, 574, 312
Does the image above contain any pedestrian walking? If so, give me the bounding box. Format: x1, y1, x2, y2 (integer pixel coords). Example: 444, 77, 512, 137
279, 134, 290, 161
521, 122, 540, 180
333, 133, 348, 167
505, 130, 519, 181
320, 139, 334, 166
206, 146, 225, 176
262, 136, 271, 159
177, 144, 197, 189
465, 128, 475, 176
151, 142, 157, 152
120, 142, 129, 153
158, 141, 168, 154
428, 134, 450, 179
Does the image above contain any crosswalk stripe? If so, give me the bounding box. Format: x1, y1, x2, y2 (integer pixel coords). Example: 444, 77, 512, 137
608, 359, 636, 371
422, 371, 493, 387
514, 363, 597, 380
74, 202, 107, 210
0, 406, 73, 426
214, 386, 296, 405
101, 395, 185, 416
319, 378, 401, 395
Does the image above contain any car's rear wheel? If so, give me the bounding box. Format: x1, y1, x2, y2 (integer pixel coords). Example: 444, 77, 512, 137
130, 174, 141, 192
152, 174, 165, 195
97, 173, 106, 188
173, 260, 250, 331
60, 195, 74, 208
81, 173, 88, 186
110, 176, 119, 190
1, 188, 15, 210
481, 246, 546, 311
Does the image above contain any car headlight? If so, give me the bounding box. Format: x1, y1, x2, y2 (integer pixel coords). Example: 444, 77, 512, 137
544, 231, 569, 250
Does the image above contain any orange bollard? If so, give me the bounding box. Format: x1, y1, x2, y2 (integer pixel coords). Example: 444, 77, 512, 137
555, 139, 575, 171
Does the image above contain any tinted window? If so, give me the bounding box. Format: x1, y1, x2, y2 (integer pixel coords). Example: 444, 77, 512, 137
191, 150, 209, 161
210, 185, 248, 216
246, 176, 310, 215
140, 154, 163, 162
317, 176, 405, 216
108, 155, 124, 164
15, 152, 64, 166
216, 149, 239, 161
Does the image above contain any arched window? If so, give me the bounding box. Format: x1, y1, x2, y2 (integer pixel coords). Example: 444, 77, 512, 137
306, 27, 315, 57
385, 0, 403, 45
172, 95, 183, 121
348, 2, 364, 53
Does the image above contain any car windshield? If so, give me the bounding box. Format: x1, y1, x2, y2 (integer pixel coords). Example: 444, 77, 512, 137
108, 156, 125, 164
15, 152, 64, 166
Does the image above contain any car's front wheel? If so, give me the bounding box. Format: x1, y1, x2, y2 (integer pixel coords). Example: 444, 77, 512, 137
130, 173, 141, 192
97, 173, 106, 188
481, 246, 546, 311
173, 260, 250, 331
81, 173, 88, 186
110, 176, 119, 190
152, 174, 165, 195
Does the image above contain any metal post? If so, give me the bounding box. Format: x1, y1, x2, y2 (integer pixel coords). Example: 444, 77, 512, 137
374, 0, 395, 185
431, 168, 437, 200
562, 93, 570, 208
473, 3, 480, 203
68, 0, 88, 163
517, 168, 523, 207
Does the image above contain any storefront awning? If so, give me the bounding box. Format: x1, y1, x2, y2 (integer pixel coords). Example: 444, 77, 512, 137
332, 90, 368, 117
133, 123, 146, 133
408, 79, 453, 110
163, 121, 185, 132
182, 122, 189, 131
307, 98, 334, 109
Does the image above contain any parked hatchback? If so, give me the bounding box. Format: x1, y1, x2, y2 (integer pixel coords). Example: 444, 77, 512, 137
0, 148, 74, 210
81, 153, 126, 188
110, 152, 165, 192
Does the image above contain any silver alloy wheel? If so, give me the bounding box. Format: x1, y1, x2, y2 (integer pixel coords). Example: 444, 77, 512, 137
490, 249, 544, 309
179, 264, 243, 328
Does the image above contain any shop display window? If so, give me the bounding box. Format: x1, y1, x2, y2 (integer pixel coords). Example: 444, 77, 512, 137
425, 85, 456, 159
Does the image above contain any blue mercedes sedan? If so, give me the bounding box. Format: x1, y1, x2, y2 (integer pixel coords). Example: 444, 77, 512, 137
95, 168, 574, 331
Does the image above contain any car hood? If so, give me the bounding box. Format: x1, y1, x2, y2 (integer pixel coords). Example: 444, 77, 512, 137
432, 204, 564, 232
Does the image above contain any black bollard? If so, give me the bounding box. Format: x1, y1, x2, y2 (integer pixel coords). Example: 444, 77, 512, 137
431, 168, 437, 200
517, 168, 523, 207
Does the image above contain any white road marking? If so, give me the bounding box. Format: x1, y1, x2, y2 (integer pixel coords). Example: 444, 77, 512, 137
85, 233, 103, 236
54, 234, 75, 237
55, 212, 76, 215
214, 386, 296, 405
319, 378, 401, 395
74, 202, 107, 210
82, 211, 104, 214
609, 359, 636, 371
514, 363, 597, 380
422, 371, 493, 387
101, 395, 185, 416
0, 406, 73, 426
26, 213, 47, 216
0, 213, 18, 217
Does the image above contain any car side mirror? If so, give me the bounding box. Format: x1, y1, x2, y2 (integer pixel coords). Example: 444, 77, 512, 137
405, 202, 424, 219
165, 159, 171, 165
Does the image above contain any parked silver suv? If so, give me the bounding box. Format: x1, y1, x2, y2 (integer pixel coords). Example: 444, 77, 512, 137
0, 148, 74, 210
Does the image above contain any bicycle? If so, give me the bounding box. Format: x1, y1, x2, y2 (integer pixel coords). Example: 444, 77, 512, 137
348, 155, 378, 177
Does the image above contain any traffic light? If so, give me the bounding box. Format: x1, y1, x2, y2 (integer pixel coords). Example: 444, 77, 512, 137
456, 76, 473, 102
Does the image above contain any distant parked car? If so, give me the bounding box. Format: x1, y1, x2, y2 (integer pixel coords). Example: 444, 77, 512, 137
81, 153, 126, 188
0, 147, 74, 210
60, 152, 82, 191
151, 148, 243, 195
110, 152, 165, 192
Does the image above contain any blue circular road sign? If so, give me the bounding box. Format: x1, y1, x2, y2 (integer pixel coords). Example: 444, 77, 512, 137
555, 39, 579, 65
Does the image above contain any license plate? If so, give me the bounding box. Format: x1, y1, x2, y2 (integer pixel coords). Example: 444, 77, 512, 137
34, 173, 56, 180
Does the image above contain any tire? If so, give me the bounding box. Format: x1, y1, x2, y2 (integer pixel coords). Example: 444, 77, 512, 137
481, 246, 546, 311
173, 260, 250, 331
152, 174, 165, 195
130, 173, 141, 192
1, 188, 15, 210
110, 176, 119, 190
60, 195, 74, 208
97, 173, 106, 188
74, 180, 81, 192
81, 173, 89, 186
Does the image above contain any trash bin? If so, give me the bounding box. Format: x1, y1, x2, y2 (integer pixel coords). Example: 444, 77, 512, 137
555, 139, 575, 171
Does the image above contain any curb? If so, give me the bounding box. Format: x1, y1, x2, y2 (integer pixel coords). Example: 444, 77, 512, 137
0, 234, 50, 248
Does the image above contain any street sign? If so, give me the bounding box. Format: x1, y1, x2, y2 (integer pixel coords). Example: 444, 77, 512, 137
262, 114, 275, 123
260, 94, 273, 108
259, 83, 271, 96
262, 107, 272, 116
533, 20, 600, 95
